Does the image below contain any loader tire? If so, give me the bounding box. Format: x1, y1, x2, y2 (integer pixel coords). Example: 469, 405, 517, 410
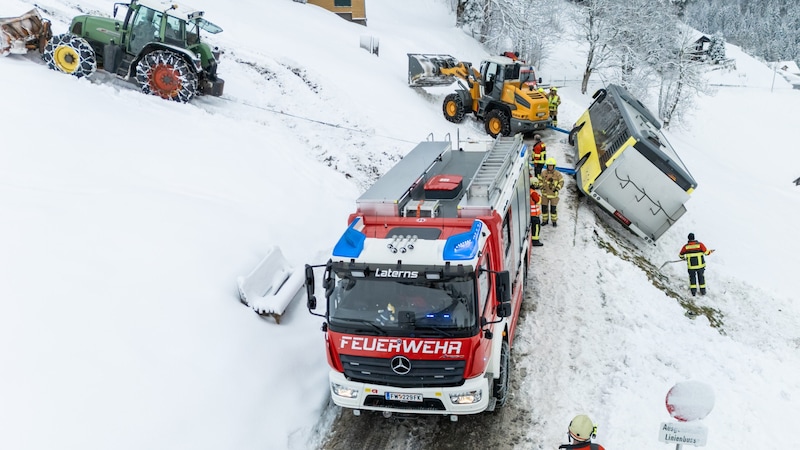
135, 50, 198, 102
42, 34, 97, 78
485, 109, 510, 138
443, 93, 466, 123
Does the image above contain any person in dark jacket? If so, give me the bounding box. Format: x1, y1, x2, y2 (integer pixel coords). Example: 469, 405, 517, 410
679, 233, 715, 296
558, 414, 606, 450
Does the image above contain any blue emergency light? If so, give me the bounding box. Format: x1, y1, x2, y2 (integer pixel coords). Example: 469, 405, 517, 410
442, 220, 482, 261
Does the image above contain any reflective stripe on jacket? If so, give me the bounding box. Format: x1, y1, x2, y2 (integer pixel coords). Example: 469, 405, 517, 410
538, 169, 563, 198
548, 94, 561, 110
532, 142, 547, 164
679, 241, 711, 269
530, 189, 541, 216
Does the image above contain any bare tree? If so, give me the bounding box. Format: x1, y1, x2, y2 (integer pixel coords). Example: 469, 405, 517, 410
656, 26, 709, 128
572, 0, 616, 93
452, 0, 561, 68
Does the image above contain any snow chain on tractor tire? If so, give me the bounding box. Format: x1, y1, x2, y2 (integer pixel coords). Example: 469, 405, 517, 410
135, 50, 198, 102
42, 33, 97, 78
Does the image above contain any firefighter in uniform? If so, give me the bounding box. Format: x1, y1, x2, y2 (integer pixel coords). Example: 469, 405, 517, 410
559, 414, 605, 450
548, 86, 561, 127
679, 233, 715, 296
530, 134, 547, 177
539, 157, 564, 227
530, 181, 544, 247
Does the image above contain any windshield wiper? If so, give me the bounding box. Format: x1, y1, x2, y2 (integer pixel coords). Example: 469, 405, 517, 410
330, 317, 387, 335
413, 325, 454, 337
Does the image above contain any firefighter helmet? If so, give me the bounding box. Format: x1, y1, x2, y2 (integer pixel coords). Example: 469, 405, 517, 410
550, 86, 558, 91
534, 134, 541, 141
568, 414, 594, 442
546, 157, 557, 166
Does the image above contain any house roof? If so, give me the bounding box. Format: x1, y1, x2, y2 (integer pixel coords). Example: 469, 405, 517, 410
775, 60, 800, 75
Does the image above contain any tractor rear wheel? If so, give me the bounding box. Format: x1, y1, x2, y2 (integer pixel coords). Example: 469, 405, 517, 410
485, 109, 510, 138
443, 93, 466, 123
135, 50, 198, 102
42, 33, 97, 78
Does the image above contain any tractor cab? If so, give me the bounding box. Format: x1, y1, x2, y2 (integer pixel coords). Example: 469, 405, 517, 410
120, 1, 221, 56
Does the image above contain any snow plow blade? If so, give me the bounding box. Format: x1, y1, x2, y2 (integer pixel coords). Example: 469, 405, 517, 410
0, 9, 51, 56
237, 245, 304, 324
407, 53, 463, 87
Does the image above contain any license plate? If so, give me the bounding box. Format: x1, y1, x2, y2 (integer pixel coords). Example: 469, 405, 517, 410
385, 392, 423, 402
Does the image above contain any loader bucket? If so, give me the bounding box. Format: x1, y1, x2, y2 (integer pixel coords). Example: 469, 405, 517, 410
408, 53, 462, 87
0, 9, 50, 56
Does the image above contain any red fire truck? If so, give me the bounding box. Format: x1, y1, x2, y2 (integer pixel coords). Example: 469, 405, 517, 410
304, 134, 532, 420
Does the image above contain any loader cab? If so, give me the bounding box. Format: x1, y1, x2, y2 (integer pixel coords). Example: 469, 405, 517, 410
480, 59, 504, 100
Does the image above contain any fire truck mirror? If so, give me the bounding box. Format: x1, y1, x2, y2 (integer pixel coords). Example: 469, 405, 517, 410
304, 265, 316, 296
495, 270, 511, 303
307, 294, 317, 311
497, 302, 512, 318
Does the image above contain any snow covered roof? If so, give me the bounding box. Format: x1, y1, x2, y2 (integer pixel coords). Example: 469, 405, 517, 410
775, 60, 800, 75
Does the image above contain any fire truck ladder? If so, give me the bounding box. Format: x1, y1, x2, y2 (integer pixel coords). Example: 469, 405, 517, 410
468, 134, 522, 200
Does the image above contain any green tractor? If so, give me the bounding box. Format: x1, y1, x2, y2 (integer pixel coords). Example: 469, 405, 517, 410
43, 0, 224, 102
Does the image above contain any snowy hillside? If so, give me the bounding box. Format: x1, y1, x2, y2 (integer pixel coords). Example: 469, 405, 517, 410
1, 0, 799, 449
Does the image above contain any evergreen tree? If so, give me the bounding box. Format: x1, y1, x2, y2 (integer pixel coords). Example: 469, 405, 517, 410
708, 32, 726, 64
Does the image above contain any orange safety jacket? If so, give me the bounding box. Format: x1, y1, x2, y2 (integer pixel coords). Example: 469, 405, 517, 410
530, 189, 541, 216
532, 141, 547, 165
679, 241, 712, 269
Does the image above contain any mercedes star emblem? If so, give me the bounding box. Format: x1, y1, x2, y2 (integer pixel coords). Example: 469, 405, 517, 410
390, 356, 411, 375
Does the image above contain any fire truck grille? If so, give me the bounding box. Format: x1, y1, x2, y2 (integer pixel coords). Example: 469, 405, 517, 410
340, 355, 466, 388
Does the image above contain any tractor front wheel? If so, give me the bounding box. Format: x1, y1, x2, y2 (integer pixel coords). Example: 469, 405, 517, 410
135, 50, 198, 102
484, 109, 510, 138
443, 93, 466, 123
42, 34, 97, 78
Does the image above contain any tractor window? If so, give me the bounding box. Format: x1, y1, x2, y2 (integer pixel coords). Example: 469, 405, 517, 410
130, 7, 162, 54
164, 16, 184, 46
186, 22, 199, 45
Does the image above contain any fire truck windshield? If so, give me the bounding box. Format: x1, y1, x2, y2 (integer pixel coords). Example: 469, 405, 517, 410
328, 272, 478, 337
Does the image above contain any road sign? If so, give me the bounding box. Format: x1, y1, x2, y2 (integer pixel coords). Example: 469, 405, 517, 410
658, 422, 708, 447
666, 381, 715, 422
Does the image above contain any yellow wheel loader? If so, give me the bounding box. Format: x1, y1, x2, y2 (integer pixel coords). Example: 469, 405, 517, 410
408, 53, 551, 137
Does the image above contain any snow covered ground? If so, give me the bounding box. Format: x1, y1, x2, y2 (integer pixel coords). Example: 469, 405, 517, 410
1, 0, 798, 449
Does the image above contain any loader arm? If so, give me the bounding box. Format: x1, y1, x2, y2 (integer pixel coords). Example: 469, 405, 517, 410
439, 63, 480, 87
408, 53, 480, 88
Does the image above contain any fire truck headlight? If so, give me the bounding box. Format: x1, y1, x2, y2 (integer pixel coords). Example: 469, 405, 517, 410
331, 382, 359, 399
449, 389, 482, 404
